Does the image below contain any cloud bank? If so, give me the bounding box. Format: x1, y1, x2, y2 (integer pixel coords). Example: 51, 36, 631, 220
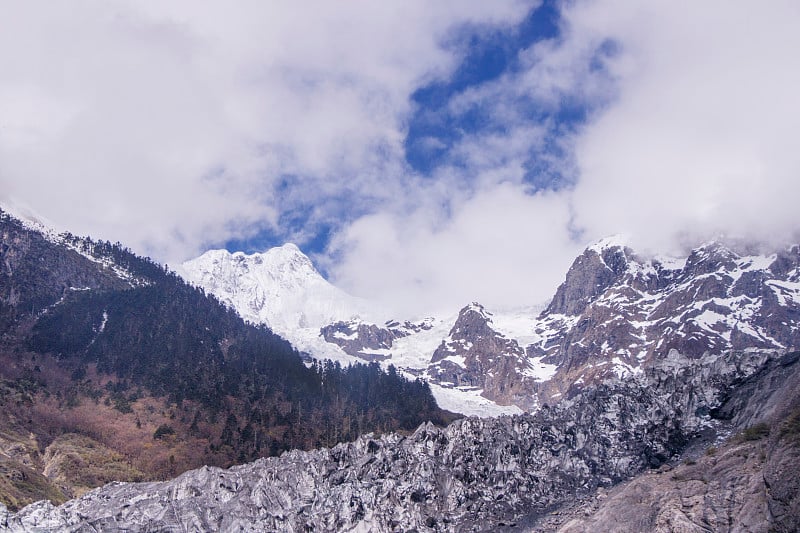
330, 0, 800, 314
0, 0, 533, 261
559, 0, 800, 255
2, 1, 799, 316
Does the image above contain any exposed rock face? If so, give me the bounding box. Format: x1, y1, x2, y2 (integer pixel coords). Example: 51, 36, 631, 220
41, 434, 147, 500
545, 240, 632, 316
321, 319, 434, 362
427, 304, 542, 410
533, 240, 800, 404
321, 320, 395, 361
6, 349, 796, 532
531, 351, 800, 533
0, 432, 67, 511
549, 438, 780, 532
0, 213, 132, 332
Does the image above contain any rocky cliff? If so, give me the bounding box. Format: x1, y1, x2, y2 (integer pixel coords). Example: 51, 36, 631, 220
530, 239, 800, 404
0, 211, 135, 333
321, 318, 434, 362
427, 304, 546, 411
535, 350, 800, 532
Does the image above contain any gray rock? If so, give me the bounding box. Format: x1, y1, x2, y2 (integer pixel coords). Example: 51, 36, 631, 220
545, 245, 632, 317
533, 241, 800, 404
321, 319, 434, 362
7, 349, 795, 532
528, 349, 800, 533
428, 304, 538, 409
321, 320, 395, 361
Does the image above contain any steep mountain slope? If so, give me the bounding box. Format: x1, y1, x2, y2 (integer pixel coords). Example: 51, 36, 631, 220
181, 246, 378, 361
183, 239, 800, 415
182, 249, 524, 416
536, 350, 800, 532
5, 217, 799, 530
7, 348, 797, 531
532, 239, 800, 403
427, 303, 555, 411
0, 212, 140, 334
0, 209, 454, 508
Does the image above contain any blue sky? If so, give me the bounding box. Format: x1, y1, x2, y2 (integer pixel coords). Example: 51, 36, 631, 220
404, 0, 560, 176
2, 0, 799, 314
224, 0, 569, 262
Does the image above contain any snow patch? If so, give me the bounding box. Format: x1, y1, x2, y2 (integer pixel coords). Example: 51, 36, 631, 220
523, 357, 558, 382
767, 280, 800, 306
427, 383, 523, 417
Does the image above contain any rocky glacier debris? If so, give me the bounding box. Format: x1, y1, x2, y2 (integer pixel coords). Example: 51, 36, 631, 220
5, 347, 797, 532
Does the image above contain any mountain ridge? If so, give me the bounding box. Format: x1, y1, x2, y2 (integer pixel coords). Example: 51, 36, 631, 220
3, 211, 799, 530
182, 238, 800, 415
0, 208, 455, 508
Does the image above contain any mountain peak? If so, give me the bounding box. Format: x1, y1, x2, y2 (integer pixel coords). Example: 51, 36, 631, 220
462, 301, 491, 319
254, 242, 309, 263
545, 239, 634, 316
683, 241, 739, 277
189, 244, 320, 287
182, 243, 375, 342
587, 234, 629, 254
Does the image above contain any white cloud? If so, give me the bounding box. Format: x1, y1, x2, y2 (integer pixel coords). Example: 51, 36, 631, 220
329, 0, 800, 314
566, 0, 800, 253
0, 0, 534, 263
4, 0, 799, 317
327, 183, 580, 316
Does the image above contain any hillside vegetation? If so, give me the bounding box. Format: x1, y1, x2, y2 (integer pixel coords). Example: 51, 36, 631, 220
0, 210, 456, 508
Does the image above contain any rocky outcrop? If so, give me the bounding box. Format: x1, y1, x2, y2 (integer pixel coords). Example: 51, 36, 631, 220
545, 239, 633, 316
531, 351, 800, 532
320, 319, 433, 361
6, 348, 796, 532
532, 240, 800, 404
0, 212, 132, 333
41, 434, 147, 500
0, 431, 66, 512
428, 304, 541, 410
547, 437, 780, 532
321, 320, 395, 361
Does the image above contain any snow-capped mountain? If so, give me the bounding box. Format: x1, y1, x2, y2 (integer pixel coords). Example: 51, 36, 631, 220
182, 244, 370, 329
426, 303, 556, 412
533, 239, 800, 403
181, 245, 385, 362
8, 217, 800, 531
182, 247, 527, 416
182, 239, 800, 417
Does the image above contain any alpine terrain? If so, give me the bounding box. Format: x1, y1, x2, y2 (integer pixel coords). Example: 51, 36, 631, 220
1, 210, 799, 531
184, 237, 800, 415
0, 208, 453, 511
